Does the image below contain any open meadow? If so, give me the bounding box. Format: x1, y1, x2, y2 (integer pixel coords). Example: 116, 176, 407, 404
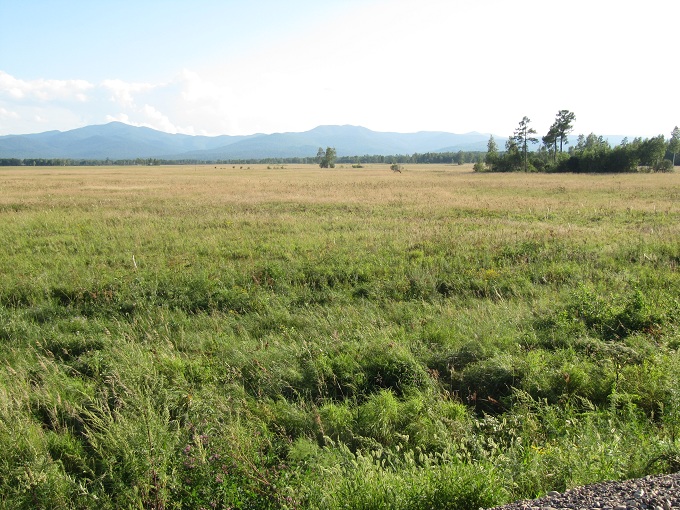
1, 163, 679, 509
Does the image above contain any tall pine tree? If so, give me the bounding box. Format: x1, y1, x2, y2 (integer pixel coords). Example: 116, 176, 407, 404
486, 135, 498, 169
513, 116, 538, 171
554, 110, 576, 153
542, 124, 559, 163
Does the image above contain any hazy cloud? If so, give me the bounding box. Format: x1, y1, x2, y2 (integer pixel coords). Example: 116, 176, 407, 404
101, 79, 158, 108
0, 71, 93, 102
141, 104, 186, 134
0, 107, 20, 120
105, 113, 132, 124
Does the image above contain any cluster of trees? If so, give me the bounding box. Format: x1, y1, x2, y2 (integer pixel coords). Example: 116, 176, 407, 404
483, 112, 679, 173
402, 151, 483, 164
561, 133, 675, 173
316, 147, 337, 168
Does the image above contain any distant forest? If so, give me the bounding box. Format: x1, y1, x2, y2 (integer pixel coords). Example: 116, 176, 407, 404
0, 151, 483, 167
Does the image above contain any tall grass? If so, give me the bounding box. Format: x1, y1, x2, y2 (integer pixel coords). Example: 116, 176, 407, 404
1, 164, 679, 508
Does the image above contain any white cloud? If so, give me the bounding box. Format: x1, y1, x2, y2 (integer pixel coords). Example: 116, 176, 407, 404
0, 71, 93, 102
98, 72, 230, 135
105, 99, 195, 135
171, 69, 239, 134
0, 107, 19, 120
180, 69, 220, 103
105, 112, 132, 124
105, 103, 193, 135
140, 104, 188, 134
101, 79, 158, 108
0, 71, 197, 135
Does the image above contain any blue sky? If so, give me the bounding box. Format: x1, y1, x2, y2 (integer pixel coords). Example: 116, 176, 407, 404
1, 0, 678, 139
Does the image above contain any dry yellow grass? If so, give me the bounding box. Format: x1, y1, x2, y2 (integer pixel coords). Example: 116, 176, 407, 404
3, 163, 678, 266
2, 163, 679, 214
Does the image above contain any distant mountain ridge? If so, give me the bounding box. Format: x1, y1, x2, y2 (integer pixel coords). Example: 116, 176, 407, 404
0, 122, 498, 160
0, 122, 631, 160
0, 123, 255, 160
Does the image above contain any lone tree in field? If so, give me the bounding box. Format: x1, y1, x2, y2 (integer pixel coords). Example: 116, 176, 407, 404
319, 147, 337, 168
670, 126, 680, 166
513, 116, 538, 171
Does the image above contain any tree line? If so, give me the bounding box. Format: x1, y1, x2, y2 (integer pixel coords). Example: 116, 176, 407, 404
0, 157, 166, 167
482, 111, 679, 173
1, 151, 487, 168
338, 151, 484, 165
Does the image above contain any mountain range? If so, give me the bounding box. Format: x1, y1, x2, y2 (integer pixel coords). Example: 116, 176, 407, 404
0, 122, 499, 160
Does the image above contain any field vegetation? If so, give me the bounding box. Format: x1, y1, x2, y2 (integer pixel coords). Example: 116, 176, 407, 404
1, 163, 679, 509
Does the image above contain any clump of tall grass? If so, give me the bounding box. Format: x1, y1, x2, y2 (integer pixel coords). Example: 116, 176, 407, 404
286, 441, 506, 509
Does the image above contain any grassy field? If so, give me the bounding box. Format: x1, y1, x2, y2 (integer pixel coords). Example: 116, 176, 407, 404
1, 163, 679, 509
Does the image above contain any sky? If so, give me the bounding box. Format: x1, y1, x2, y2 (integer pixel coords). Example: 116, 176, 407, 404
1, 0, 678, 140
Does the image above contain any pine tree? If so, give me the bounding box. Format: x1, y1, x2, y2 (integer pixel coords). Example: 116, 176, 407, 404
554, 110, 576, 153
512, 116, 538, 172
486, 135, 498, 169
542, 124, 559, 163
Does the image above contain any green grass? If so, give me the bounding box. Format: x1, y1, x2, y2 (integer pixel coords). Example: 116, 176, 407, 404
1, 164, 679, 508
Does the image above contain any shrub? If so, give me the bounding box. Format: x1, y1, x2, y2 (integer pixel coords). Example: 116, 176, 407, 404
655, 159, 674, 173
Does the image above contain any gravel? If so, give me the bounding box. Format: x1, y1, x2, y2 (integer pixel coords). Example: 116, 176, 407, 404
485, 473, 680, 510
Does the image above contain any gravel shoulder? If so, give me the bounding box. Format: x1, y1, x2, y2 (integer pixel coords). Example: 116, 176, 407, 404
486, 473, 680, 510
